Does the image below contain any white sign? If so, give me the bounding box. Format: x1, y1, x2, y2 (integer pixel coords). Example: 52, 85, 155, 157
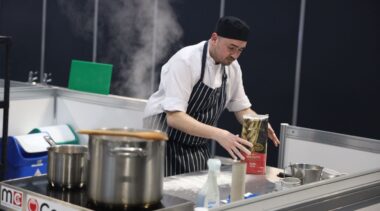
0, 185, 23, 211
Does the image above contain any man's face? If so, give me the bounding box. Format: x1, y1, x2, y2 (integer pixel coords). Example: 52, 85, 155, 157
211, 34, 247, 65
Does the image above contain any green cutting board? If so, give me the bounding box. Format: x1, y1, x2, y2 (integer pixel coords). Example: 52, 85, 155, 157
68, 60, 113, 95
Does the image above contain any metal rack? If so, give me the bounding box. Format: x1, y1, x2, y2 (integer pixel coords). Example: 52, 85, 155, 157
0, 36, 11, 181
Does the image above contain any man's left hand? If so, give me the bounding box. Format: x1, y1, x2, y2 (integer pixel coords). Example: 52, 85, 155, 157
268, 123, 280, 147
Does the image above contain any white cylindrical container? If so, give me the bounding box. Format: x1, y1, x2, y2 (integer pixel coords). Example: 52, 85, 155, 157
230, 160, 246, 202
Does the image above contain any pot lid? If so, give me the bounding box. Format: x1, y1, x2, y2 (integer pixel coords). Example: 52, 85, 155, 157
78, 129, 168, 141
14, 133, 51, 153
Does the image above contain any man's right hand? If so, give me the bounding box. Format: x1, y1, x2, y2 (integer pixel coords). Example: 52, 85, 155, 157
214, 130, 253, 160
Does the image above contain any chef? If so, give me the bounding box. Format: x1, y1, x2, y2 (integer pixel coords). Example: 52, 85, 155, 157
144, 16, 280, 176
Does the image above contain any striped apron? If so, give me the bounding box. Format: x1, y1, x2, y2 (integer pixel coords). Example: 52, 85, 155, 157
144, 41, 227, 176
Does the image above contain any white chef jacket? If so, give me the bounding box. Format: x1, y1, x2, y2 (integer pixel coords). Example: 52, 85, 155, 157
143, 40, 252, 118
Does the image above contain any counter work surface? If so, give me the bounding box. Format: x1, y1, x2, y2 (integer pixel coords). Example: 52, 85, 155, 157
163, 164, 282, 204
0, 164, 282, 210
6, 162, 376, 211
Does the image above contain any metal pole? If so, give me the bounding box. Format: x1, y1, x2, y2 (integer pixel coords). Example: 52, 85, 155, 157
291, 0, 307, 126
212, 0, 226, 157
151, 0, 158, 95
92, 0, 99, 62
40, 0, 47, 83
219, 0, 225, 17
277, 123, 289, 168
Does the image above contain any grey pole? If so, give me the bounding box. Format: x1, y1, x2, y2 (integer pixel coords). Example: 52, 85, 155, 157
92, 0, 99, 62
292, 0, 307, 126
211, 0, 226, 158
219, 0, 225, 17
151, 0, 158, 95
40, 0, 47, 83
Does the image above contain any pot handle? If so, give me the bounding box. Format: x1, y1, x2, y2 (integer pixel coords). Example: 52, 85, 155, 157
43, 135, 56, 146
109, 147, 146, 157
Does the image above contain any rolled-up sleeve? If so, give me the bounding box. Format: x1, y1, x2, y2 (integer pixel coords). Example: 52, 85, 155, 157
227, 95, 252, 112
161, 97, 188, 112
160, 58, 194, 112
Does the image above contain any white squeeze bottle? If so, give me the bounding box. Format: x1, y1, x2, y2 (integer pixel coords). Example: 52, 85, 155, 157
196, 158, 222, 208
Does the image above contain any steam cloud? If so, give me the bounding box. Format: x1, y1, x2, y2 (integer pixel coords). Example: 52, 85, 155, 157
101, 0, 183, 99
58, 0, 183, 98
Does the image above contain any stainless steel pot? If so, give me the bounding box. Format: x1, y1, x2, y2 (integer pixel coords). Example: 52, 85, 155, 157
289, 163, 324, 184
85, 128, 166, 207
47, 145, 88, 189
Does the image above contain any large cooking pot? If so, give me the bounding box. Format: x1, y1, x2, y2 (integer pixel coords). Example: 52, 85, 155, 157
47, 145, 88, 189
79, 128, 167, 208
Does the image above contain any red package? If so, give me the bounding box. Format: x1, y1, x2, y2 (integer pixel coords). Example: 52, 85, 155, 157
241, 114, 268, 174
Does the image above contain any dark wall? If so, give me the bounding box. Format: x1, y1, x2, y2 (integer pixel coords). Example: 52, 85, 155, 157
171, 0, 221, 45
0, 0, 42, 82
0, 0, 93, 86
299, 0, 380, 140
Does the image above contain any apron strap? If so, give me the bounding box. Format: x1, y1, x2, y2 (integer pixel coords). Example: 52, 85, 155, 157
199, 41, 208, 82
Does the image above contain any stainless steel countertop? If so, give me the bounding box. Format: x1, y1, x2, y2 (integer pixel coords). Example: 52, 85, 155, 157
163, 164, 282, 205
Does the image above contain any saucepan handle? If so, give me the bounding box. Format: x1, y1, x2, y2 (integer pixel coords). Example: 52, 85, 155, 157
109, 147, 146, 157
44, 135, 56, 146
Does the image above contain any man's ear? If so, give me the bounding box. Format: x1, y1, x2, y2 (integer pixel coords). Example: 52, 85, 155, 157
211, 32, 218, 41
210, 32, 218, 45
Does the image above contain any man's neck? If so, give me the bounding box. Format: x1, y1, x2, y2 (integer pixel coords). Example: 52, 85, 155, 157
208, 41, 220, 65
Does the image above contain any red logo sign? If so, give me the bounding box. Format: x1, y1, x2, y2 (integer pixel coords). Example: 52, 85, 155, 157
28, 198, 39, 211
1, 186, 23, 210
13, 191, 23, 206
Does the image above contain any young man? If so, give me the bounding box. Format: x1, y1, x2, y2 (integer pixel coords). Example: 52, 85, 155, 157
144, 16, 280, 176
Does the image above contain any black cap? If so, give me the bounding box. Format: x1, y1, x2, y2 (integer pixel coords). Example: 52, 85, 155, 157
215, 16, 250, 41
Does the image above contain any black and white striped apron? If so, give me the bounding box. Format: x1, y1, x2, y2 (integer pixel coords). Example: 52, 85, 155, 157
144, 41, 227, 176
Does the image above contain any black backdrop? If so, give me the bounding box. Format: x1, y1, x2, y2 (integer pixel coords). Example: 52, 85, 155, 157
299, 0, 380, 142
0, 0, 379, 167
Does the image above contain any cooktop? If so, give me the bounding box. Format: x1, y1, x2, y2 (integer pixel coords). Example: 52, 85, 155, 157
1, 175, 193, 211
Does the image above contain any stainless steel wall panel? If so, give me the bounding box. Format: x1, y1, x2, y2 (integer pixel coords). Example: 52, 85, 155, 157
278, 123, 380, 173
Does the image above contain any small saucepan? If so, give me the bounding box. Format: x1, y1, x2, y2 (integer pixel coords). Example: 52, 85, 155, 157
45, 135, 88, 189
289, 163, 324, 184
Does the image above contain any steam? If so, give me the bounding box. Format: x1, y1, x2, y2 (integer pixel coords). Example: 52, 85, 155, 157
101, 0, 183, 98
58, 0, 183, 98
